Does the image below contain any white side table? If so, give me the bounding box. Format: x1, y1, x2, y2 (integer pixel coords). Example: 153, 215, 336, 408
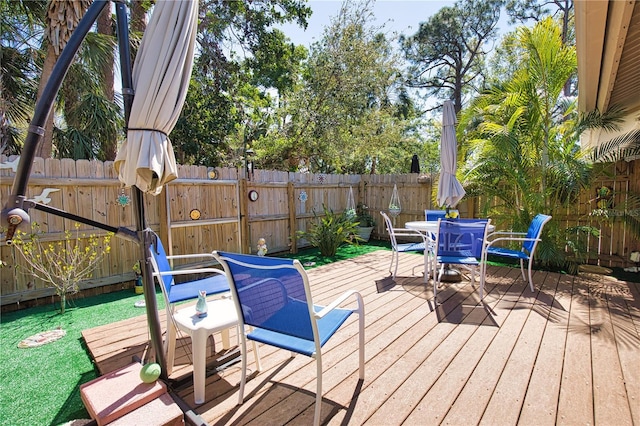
171, 298, 242, 404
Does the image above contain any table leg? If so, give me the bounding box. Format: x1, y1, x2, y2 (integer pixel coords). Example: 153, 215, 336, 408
165, 309, 177, 376
221, 328, 230, 349
423, 250, 429, 283
191, 328, 208, 404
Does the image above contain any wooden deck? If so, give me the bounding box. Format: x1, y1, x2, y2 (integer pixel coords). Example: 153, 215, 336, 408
82, 250, 640, 425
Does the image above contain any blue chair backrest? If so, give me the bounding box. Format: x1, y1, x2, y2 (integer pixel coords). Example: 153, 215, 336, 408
425, 210, 447, 221
149, 235, 174, 293
216, 252, 313, 341
437, 219, 488, 258
523, 214, 552, 254
455, 218, 489, 224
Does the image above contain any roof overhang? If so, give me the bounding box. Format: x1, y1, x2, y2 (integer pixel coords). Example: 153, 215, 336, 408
575, 0, 640, 149
576, 0, 639, 114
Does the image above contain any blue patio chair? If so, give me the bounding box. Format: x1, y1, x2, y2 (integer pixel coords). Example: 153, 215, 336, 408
433, 219, 491, 301
212, 251, 365, 426
148, 231, 229, 304
380, 211, 429, 279
424, 209, 447, 242
425, 209, 447, 221
483, 214, 552, 292
147, 230, 230, 373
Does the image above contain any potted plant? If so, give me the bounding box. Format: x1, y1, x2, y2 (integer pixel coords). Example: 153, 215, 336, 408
354, 204, 376, 242
133, 261, 143, 294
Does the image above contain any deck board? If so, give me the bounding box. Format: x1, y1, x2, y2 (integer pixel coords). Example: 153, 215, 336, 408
556, 276, 594, 425
81, 250, 640, 425
478, 270, 556, 426
440, 269, 529, 425
517, 273, 572, 426
590, 274, 635, 425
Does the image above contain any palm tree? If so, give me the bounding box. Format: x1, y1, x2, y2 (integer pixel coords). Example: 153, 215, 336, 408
54, 27, 122, 160
34, 0, 91, 158
7, 0, 122, 160
1, 0, 46, 155
97, 2, 116, 159
459, 17, 623, 267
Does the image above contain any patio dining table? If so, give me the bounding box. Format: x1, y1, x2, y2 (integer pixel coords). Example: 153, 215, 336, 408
405, 220, 495, 281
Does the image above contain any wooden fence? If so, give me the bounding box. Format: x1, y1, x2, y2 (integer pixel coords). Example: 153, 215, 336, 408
1, 155, 637, 308
556, 160, 640, 264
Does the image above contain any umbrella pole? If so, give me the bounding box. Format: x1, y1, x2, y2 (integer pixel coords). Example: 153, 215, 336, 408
136, 190, 167, 377
115, 3, 166, 377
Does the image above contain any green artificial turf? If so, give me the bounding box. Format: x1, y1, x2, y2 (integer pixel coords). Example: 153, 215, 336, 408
280, 239, 390, 266
0, 289, 166, 426
0, 241, 390, 426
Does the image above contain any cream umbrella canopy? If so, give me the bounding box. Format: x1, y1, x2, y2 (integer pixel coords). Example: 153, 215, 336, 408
437, 100, 466, 208
114, 0, 198, 195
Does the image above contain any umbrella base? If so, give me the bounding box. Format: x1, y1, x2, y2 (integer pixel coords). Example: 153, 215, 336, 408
440, 265, 462, 282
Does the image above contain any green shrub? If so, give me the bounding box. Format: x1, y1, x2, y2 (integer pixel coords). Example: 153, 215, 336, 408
11, 222, 113, 314
298, 205, 361, 257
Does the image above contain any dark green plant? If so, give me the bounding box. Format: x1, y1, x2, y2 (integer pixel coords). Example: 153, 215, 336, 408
564, 225, 601, 274
355, 203, 376, 227
297, 205, 361, 257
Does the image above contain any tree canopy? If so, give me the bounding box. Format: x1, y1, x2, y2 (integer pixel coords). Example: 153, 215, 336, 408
401, 0, 504, 113
254, 0, 424, 174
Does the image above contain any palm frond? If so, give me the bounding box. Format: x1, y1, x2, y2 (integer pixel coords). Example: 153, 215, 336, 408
578, 106, 626, 133
590, 128, 640, 163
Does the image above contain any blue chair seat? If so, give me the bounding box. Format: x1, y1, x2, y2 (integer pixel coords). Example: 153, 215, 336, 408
248, 300, 352, 356
148, 231, 229, 305
213, 251, 364, 426
397, 242, 426, 252
146, 230, 232, 377
433, 219, 491, 301
482, 214, 552, 293
438, 251, 478, 265
166, 274, 229, 304
486, 246, 529, 260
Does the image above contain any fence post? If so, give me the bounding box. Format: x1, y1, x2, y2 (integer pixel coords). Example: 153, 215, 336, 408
287, 181, 298, 254
239, 178, 250, 253
159, 186, 171, 254
358, 179, 366, 207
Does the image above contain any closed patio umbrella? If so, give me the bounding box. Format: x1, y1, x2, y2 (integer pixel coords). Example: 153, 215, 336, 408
437, 100, 466, 208
113, 0, 199, 377
113, 0, 198, 195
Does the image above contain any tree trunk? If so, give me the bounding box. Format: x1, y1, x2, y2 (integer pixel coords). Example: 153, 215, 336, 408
60, 293, 66, 314
34, 44, 58, 159
97, 1, 117, 160
35, 0, 91, 159
131, 0, 147, 31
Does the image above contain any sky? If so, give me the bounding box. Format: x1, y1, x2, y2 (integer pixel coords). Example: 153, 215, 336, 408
277, 0, 458, 47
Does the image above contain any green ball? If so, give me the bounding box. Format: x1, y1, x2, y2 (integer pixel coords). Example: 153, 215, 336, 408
139, 363, 161, 383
